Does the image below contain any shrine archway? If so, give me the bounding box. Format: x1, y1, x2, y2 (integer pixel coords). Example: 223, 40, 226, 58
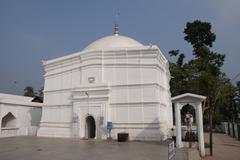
172, 93, 206, 157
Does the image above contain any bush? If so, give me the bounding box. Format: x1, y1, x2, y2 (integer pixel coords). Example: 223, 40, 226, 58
205, 142, 210, 148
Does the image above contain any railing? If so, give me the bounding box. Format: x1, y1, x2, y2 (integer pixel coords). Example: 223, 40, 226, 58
181, 125, 197, 141
221, 122, 240, 141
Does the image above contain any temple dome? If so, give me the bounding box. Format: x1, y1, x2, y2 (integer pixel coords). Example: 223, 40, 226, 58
83, 34, 144, 51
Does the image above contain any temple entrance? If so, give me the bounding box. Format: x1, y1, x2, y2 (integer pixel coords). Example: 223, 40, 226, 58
86, 116, 96, 139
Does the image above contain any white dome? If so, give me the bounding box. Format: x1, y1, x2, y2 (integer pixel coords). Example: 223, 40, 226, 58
83, 35, 144, 51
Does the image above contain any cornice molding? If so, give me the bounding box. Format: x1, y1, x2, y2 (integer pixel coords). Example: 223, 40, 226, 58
0, 99, 42, 107
43, 46, 167, 74
44, 83, 166, 93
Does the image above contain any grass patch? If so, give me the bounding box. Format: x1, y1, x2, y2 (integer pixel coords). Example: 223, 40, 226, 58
205, 142, 210, 148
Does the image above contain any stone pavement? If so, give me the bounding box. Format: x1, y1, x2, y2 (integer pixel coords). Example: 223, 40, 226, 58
204, 133, 240, 160
0, 136, 187, 160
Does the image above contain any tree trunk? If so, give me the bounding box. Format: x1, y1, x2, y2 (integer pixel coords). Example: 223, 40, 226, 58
209, 103, 213, 156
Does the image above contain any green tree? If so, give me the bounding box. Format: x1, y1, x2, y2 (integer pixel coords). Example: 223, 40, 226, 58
24, 86, 35, 97
168, 50, 189, 96
169, 20, 234, 156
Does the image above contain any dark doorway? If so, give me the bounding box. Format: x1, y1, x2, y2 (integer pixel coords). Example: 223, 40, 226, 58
1, 112, 16, 128
86, 116, 96, 139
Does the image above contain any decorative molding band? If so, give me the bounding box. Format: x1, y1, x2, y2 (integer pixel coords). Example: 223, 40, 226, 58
39, 125, 71, 128
72, 84, 110, 92
113, 127, 160, 129
72, 97, 109, 102
40, 122, 71, 124
40, 121, 71, 128
110, 102, 160, 106
44, 63, 165, 77
44, 83, 166, 93
42, 104, 72, 108
43, 46, 160, 67
113, 122, 162, 125
113, 122, 168, 127
111, 83, 166, 90
0, 100, 42, 107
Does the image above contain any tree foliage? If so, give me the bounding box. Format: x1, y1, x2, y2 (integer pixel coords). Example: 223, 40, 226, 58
184, 20, 216, 49
24, 86, 35, 97
169, 20, 236, 125
23, 86, 44, 97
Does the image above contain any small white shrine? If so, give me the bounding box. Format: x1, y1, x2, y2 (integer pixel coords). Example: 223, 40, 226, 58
172, 93, 206, 157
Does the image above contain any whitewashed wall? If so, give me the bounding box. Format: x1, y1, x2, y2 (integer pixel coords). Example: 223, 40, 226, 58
39, 45, 173, 140
0, 94, 42, 137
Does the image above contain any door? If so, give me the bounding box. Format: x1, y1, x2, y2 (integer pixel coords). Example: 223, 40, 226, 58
86, 116, 96, 138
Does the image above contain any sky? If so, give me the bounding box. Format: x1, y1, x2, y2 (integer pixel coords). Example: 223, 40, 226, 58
0, 0, 240, 95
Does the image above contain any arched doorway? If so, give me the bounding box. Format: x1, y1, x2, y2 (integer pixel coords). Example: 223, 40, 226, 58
85, 116, 96, 139
172, 93, 206, 157
1, 112, 16, 128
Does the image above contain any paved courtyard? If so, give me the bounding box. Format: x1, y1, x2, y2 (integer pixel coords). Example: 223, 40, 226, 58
0, 136, 187, 160
204, 133, 240, 160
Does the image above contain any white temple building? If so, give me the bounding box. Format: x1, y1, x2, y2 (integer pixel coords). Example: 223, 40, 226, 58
37, 25, 173, 141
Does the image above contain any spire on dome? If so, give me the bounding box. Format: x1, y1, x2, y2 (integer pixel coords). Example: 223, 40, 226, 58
113, 13, 120, 35
114, 23, 119, 35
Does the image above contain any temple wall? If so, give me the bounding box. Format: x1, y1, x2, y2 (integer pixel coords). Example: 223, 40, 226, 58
39, 46, 173, 140
0, 96, 42, 137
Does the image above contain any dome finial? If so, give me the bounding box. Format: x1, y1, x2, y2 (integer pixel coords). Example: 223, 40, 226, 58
113, 13, 120, 35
